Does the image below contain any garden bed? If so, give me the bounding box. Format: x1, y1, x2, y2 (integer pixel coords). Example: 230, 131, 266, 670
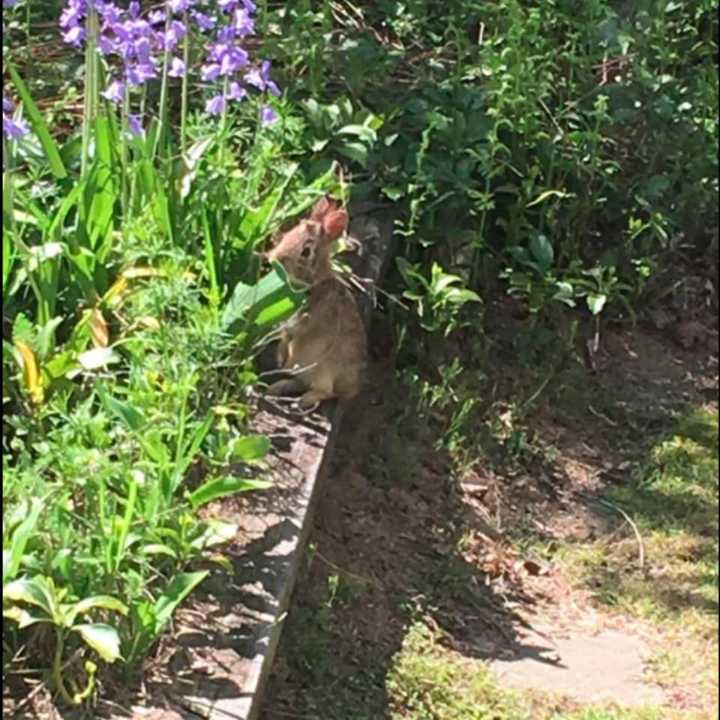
92, 205, 396, 720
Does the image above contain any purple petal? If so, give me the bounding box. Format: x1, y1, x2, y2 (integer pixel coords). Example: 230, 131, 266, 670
261, 106, 278, 127
3, 115, 29, 140
62, 25, 86, 46
101, 80, 125, 104
201, 63, 221, 82
127, 114, 144, 137
244, 67, 263, 90
205, 95, 227, 116
192, 11, 215, 31
232, 8, 254, 36
168, 57, 186, 77
227, 82, 247, 101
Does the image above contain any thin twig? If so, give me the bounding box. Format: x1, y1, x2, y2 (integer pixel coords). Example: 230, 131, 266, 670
315, 551, 383, 589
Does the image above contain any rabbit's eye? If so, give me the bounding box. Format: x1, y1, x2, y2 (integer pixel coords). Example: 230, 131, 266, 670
301, 244, 313, 258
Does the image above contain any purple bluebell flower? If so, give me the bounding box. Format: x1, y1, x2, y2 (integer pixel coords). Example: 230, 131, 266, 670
169, 0, 194, 12
3, 96, 29, 140
261, 105, 278, 127
101, 79, 125, 103
168, 57, 186, 77
205, 94, 226, 115
192, 11, 214, 31
227, 81, 247, 101
127, 113, 144, 136
3, 0, 22, 8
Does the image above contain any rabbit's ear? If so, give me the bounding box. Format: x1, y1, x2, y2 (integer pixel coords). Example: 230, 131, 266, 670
310, 196, 337, 221
322, 209, 348, 241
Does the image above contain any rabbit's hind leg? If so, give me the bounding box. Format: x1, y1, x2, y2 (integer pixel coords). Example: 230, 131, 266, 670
266, 377, 305, 398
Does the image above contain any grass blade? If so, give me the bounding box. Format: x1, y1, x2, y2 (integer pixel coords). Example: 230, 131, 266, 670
6, 61, 67, 179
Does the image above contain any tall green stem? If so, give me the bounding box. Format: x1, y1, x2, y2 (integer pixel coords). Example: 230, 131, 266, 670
121, 85, 130, 220
152, 12, 172, 163
80, 6, 99, 180
180, 10, 190, 154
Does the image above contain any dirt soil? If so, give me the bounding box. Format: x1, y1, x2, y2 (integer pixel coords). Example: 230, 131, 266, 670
260, 294, 719, 719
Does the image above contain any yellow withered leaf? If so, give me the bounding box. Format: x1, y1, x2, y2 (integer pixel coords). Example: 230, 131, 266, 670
89, 308, 109, 348
103, 277, 128, 309
15, 341, 43, 406
121, 266, 165, 279
137, 316, 161, 331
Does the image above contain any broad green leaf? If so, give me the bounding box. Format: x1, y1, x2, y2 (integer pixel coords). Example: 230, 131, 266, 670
6, 61, 67, 179
529, 234, 554, 273
3, 605, 49, 629
152, 571, 208, 631
189, 477, 271, 510
587, 293, 608, 315
98, 388, 146, 431
230, 435, 271, 461
221, 265, 304, 335
337, 142, 369, 168
74, 623, 122, 663
4, 577, 55, 617
65, 596, 128, 626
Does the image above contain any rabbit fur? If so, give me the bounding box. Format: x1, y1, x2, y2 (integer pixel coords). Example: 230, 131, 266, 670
265, 197, 367, 408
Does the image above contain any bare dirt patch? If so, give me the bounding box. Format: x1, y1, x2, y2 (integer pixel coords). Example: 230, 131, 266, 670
260, 304, 718, 719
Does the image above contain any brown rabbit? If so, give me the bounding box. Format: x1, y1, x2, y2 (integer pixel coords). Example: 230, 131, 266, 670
265, 197, 367, 408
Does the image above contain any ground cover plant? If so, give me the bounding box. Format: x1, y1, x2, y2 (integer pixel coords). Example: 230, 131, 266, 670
2, 0, 337, 709
3, 0, 718, 715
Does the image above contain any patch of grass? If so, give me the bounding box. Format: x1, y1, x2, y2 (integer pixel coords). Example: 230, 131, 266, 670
543, 406, 719, 711
557, 406, 718, 625
386, 622, 710, 720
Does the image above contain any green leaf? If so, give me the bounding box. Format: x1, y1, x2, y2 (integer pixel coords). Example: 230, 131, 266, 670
74, 623, 122, 663
152, 571, 208, 631
587, 293, 608, 315
337, 142, 369, 168
189, 477, 271, 510
191, 520, 239, 550
529, 234, 554, 273
6, 61, 67, 179
65, 596, 128, 626
98, 388, 146, 431
3, 498, 43, 584
230, 435, 271, 461
525, 189, 570, 208
4, 577, 56, 618
221, 265, 304, 335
